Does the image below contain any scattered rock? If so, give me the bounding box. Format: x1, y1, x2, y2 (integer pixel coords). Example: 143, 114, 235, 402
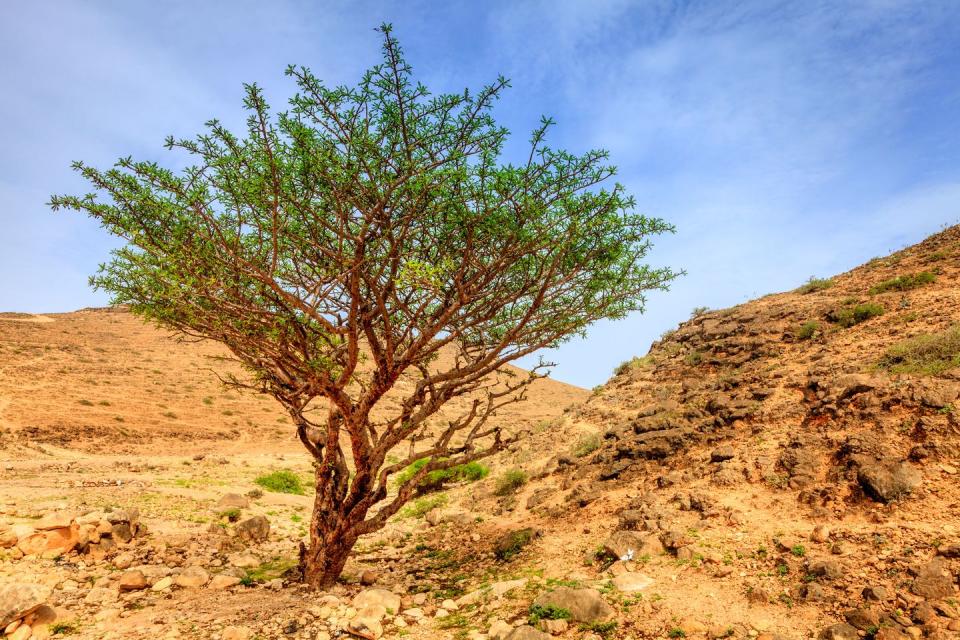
858, 460, 922, 502
235, 516, 270, 543
0, 583, 52, 629
505, 625, 551, 640
611, 572, 654, 592
175, 565, 210, 588
118, 570, 148, 591
217, 493, 251, 509
532, 587, 614, 623
820, 623, 858, 640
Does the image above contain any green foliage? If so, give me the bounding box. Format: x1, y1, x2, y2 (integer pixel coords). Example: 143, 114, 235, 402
242, 556, 298, 583
573, 433, 602, 458
668, 629, 687, 638
869, 272, 936, 295
690, 306, 710, 318
831, 303, 884, 328
684, 350, 704, 366
394, 458, 489, 492
878, 324, 960, 375
614, 355, 652, 375
494, 469, 528, 496
254, 470, 306, 495
494, 528, 536, 561
51, 622, 79, 635
581, 621, 618, 638
797, 321, 819, 340
219, 508, 241, 522
398, 494, 448, 519
796, 277, 834, 294
528, 603, 572, 624
791, 544, 806, 557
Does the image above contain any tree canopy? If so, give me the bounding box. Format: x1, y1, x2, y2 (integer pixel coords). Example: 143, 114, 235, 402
50, 24, 679, 586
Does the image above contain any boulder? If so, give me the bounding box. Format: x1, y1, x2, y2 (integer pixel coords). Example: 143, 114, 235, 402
235, 516, 270, 543
105, 508, 139, 525
532, 587, 614, 623
175, 566, 210, 588
505, 626, 551, 640
611, 572, 654, 592
352, 589, 401, 614
912, 557, 955, 599
0, 583, 52, 629
602, 530, 664, 561
209, 574, 242, 590
858, 461, 921, 502
118, 570, 148, 591
17, 524, 79, 557
217, 493, 251, 509
34, 511, 75, 531
820, 624, 858, 640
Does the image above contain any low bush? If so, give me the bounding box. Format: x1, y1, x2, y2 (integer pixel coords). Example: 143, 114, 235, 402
528, 603, 572, 624
393, 458, 489, 493
797, 321, 819, 340
868, 271, 936, 295
254, 470, 306, 495
796, 277, 834, 294
398, 493, 448, 519
494, 469, 528, 496
831, 303, 884, 328
614, 355, 653, 375
878, 325, 960, 375
573, 434, 602, 458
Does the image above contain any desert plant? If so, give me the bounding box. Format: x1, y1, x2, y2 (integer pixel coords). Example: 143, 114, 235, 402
573, 433, 602, 457
831, 303, 884, 328
796, 321, 819, 340
877, 325, 960, 375
869, 272, 936, 295
796, 277, 834, 294
50, 24, 678, 588
494, 469, 528, 496
393, 458, 489, 493
690, 306, 710, 318
613, 355, 652, 376
254, 470, 306, 495
528, 604, 572, 624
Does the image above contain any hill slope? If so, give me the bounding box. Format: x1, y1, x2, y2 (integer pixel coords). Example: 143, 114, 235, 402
0, 308, 587, 455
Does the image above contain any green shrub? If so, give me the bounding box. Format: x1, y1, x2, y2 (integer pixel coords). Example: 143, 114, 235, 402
219, 507, 241, 522
796, 277, 834, 294
668, 629, 687, 639
797, 321, 819, 340
494, 469, 528, 496
51, 622, 79, 635
254, 470, 306, 495
868, 271, 936, 295
614, 355, 652, 375
831, 303, 884, 328
573, 434, 602, 458
528, 603, 572, 624
393, 458, 489, 492
398, 494, 448, 519
878, 325, 960, 375
581, 621, 618, 638
494, 527, 536, 561
684, 350, 704, 366
690, 306, 710, 319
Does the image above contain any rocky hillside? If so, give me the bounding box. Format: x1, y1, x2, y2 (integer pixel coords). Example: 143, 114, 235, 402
520, 224, 960, 638
1, 227, 959, 640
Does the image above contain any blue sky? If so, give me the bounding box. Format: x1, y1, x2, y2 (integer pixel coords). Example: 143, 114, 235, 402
2, 1, 959, 387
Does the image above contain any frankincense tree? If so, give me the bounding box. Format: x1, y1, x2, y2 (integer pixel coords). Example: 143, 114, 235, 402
50, 24, 678, 587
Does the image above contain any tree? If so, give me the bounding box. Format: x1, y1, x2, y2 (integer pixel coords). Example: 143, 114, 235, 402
50, 24, 679, 588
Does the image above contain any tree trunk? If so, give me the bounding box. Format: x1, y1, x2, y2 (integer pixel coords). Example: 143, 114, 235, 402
299, 461, 360, 589
300, 529, 354, 589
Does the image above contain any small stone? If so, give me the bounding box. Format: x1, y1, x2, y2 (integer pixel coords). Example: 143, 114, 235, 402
175, 566, 210, 588
151, 577, 173, 592
235, 516, 270, 544
118, 570, 148, 591
710, 446, 735, 462
217, 494, 251, 509
209, 574, 242, 590
222, 625, 252, 640
810, 525, 831, 543
820, 623, 858, 640
359, 570, 378, 586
